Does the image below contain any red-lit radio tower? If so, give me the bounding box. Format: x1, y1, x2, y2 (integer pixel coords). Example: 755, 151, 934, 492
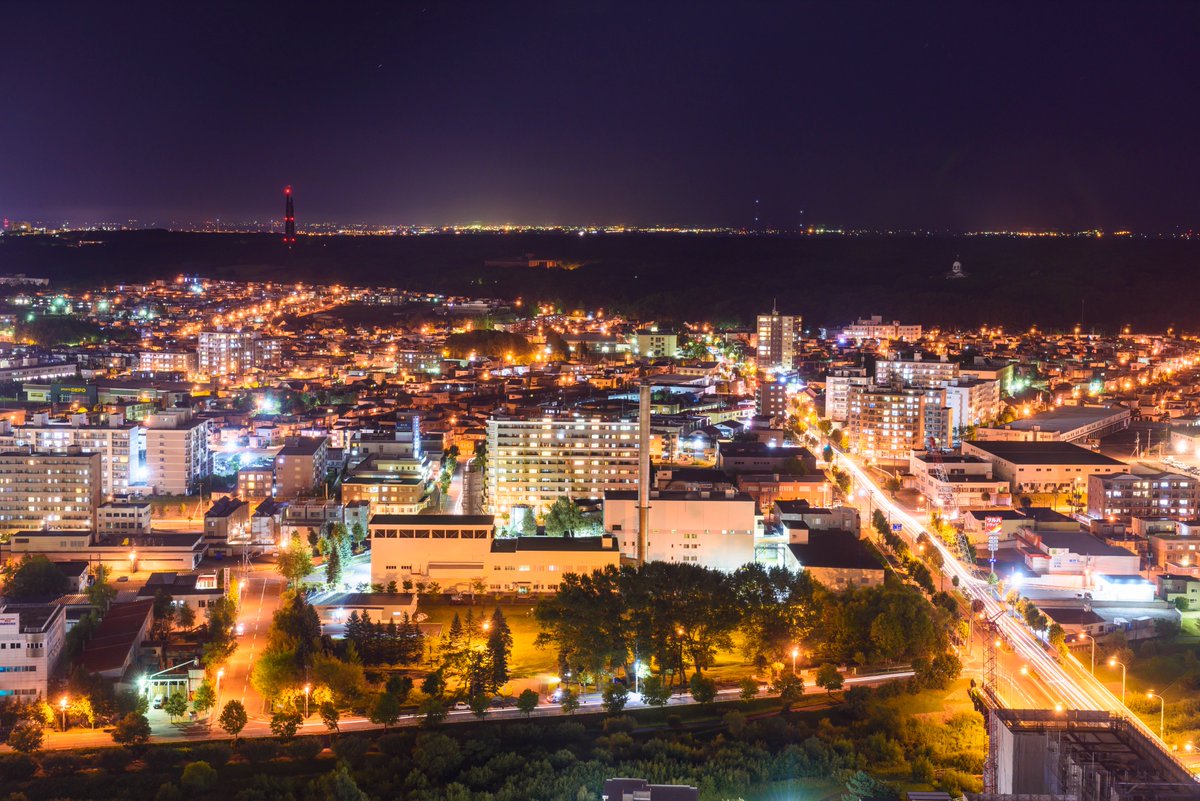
283, 186, 296, 246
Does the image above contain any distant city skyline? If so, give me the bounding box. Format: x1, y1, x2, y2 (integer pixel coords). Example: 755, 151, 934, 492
2, 3, 1199, 231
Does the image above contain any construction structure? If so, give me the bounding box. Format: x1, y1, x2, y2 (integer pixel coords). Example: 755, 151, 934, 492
283, 185, 296, 246
636, 380, 651, 566
971, 708, 1200, 801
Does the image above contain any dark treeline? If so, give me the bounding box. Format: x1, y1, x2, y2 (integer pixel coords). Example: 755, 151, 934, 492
4, 231, 1199, 331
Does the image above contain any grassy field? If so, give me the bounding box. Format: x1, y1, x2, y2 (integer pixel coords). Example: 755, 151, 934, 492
416, 598, 762, 685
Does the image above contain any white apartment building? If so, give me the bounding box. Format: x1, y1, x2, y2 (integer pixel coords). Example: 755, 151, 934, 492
824, 367, 871, 422
875, 354, 960, 388
138, 350, 198, 375
944, 377, 1003, 433
842, 316, 923, 342
908, 451, 1009, 509
0, 449, 103, 534
0, 604, 66, 700
631, 330, 679, 359
603, 489, 758, 572
0, 416, 139, 497
97, 501, 152, 533
143, 411, 210, 495
198, 330, 259, 377
756, 309, 800, 371
486, 415, 640, 516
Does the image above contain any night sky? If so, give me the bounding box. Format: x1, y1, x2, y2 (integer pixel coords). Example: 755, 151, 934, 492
3, 1, 1198, 231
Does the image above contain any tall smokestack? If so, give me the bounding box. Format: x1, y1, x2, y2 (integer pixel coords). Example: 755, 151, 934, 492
637, 380, 651, 566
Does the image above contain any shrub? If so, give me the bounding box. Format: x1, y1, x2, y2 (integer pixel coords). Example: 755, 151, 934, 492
602, 715, 635, 734
239, 739, 279, 763
155, 783, 183, 801
142, 747, 182, 772
332, 735, 370, 768
377, 732, 409, 757
180, 760, 217, 792
723, 710, 748, 738
192, 742, 233, 768
98, 747, 134, 773
38, 752, 81, 776
0, 753, 37, 781
288, 736, 323, 761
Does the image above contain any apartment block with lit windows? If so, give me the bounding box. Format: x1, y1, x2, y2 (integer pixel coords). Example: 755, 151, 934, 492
845, 384, 951, 460
1087, 471, 1198, 522
485, 414, 640, 516
0, 448, 102, 534
0, 417, 138, 497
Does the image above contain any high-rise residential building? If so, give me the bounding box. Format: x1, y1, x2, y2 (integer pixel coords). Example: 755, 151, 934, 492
486, 414, 640, 516
143, 410, 210, 495
0, 448, 102, 534
198, 330, 259, 377
756, 308, 800, 371
846, 384, 951, 460
274, 436, 329, 499
943, 377, 1003, 434
823, 367, 871, 422
0, 416, 139, 497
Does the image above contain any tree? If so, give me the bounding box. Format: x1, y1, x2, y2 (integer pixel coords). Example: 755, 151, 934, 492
218, 700, 248, 742
559, 688, 580, 715
486, 608, 513, 690
305, 761, 369, 801
369, 691, 401, 729
640, 675, 672, 707
421, 670, 446, 698
816, 663, 844, 695
739, 677, 760, 700
544, 496, 595, 536
270, 708, 302, 740
842, 769, 895, 801
319, 701, 341, 733
151, 589, 177, 640
111, 712, 151, 746
3, 555, 70, 598
602, 681, 629, 714
87, 564, 117, 612
468, 693, 490, 719
324, 545, 343, 588
69, 695, 97, 728
689, 673, 717, 704
516, 688, 540, 717
180, 760, 218, 792
163, 692, 188, 721
1048, 623, 1068, 656
419, 697, 446, 726
775, 673, 805, 710
177, 603, 196, 631
192, 680, 216, 717
6, 720, 43, 753
276, 538, 314, 588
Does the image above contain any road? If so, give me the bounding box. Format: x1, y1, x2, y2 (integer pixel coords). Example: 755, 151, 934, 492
23, 668, 914, 752
828, 444, 1198, 771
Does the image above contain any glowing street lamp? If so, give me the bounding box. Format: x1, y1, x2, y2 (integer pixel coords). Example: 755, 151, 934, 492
303, 683, 311, 718
128, 551, 137, 572
1078, 632, 1096, 674
1109, 657, 1127, 706
791, 647, 800, 675
59, 696, 69, 731
1148, 691, 1165, 740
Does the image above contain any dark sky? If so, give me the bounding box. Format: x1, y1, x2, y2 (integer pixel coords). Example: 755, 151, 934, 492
2, 1, 1198, 230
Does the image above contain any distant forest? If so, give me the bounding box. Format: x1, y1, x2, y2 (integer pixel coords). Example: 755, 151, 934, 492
2, 231, 1197, 332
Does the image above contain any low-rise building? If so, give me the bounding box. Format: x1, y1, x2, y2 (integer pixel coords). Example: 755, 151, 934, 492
1146, 519, 1200, 571
368, 514, 621, 594
735, 473, 832, 515
6, 530, 205, 572
80, 599, 154, 679
204, 497, 250, 551
1157, 573, 1200, 609
717, 442, 816, 474
97, 501, 152, 534
975, 405, 1131, 443
603, 489, 757, 571
1017, 528, 1141, 582
779, 524, 885, 591
909, 451, 1010, 509
135, 572, 225, 613
1087, 471, 1198, 522
0, 603, 66, 700
274, 436, 329, 499
962, 440, 1128, 493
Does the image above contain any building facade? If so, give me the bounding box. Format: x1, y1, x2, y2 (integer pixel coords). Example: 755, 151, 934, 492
198, 330, 258, 377
603, 489, 758, 571
1087, 472, 1198, 522
756, 310, 800, 371
143, 411, 210, 495
0, 449, 102, 534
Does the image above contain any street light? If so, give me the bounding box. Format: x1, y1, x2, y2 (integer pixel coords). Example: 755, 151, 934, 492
59, 696, 68, 731
128, 551, 137, 572
215, 667, 225, 717
303, 683, 311, 718
791, 647, 800, 675
1079, 632, 1096, 674
1148, 691, 1165, 740
1109, 657, 1127, 706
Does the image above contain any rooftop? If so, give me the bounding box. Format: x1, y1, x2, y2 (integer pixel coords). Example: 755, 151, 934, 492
371, 514, 495, 527
491, 535, 617, 553
967, 440, 1127, 466
1003, 405, 1129, 433
787, 529, 884, 572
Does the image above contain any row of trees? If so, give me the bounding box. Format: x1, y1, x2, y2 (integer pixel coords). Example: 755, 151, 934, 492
343, 611, 424, 665
534, 561, 962, 691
